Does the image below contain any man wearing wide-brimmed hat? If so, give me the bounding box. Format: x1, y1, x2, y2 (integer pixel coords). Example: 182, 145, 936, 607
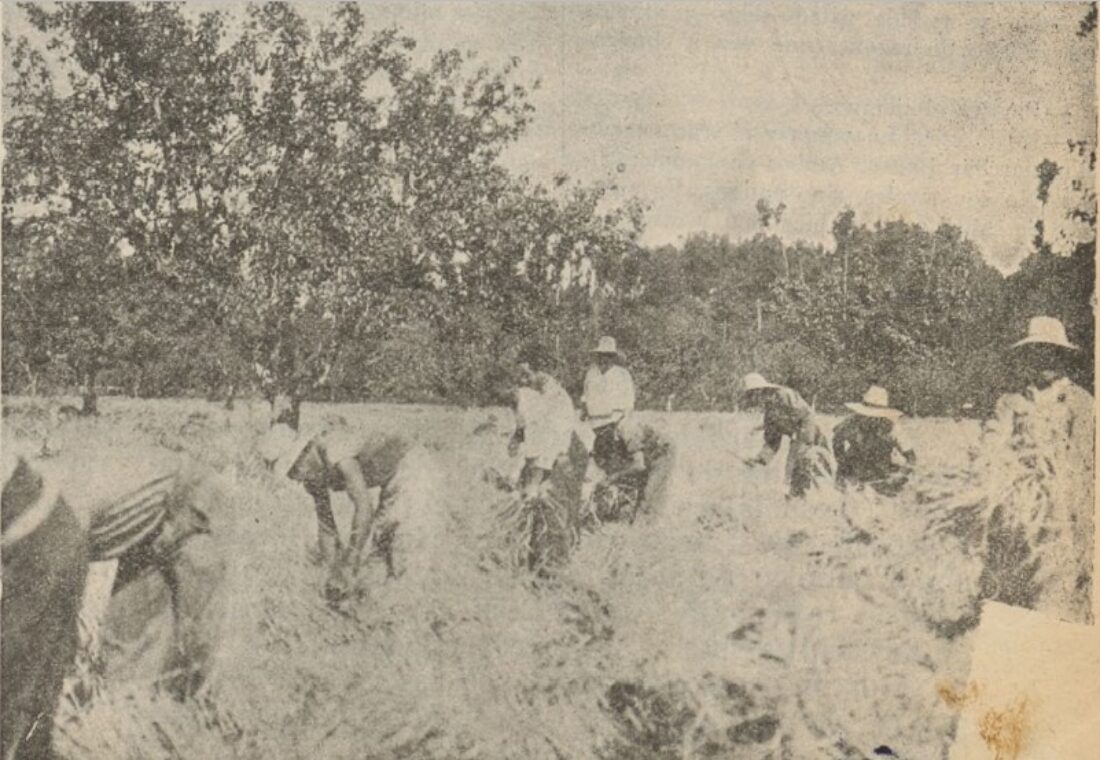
832, 385, 915, 495
581, 336, 636, 475
740, 373, 834, 498
973, 315, 1094, 625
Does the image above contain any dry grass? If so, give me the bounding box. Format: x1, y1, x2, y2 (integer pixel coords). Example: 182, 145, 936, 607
2, 397, 991, 760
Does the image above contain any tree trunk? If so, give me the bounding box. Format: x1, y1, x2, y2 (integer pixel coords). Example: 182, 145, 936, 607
842, 247, 849, 319
81, 370, 99, 416
19, 360, 38, 396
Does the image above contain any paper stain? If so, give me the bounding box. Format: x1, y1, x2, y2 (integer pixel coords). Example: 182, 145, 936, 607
976, 696, 1030, 760
936, 679, 981, 710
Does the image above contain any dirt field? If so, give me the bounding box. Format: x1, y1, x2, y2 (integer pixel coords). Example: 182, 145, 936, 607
2, 397, 988, 760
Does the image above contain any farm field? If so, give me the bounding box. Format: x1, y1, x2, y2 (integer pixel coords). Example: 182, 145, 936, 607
2, 396, 988, 760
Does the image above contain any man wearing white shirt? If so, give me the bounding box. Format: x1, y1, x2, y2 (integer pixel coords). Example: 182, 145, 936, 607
582, 336, 636, 474
510, 358, 580, 500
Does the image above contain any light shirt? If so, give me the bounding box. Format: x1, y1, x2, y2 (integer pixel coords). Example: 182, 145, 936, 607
290, 428, 411, 489
515, 374, 578, 470
975, 376, 1095, 624
582, 365, 636, 423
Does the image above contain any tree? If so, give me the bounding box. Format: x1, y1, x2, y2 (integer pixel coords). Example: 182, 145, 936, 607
4, 3, 248, 412
4, 3, 644, 417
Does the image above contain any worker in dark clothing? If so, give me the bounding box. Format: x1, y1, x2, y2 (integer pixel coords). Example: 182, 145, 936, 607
605, 417, 676, 522
740, 373, 834, 498
833, 385, 915, 496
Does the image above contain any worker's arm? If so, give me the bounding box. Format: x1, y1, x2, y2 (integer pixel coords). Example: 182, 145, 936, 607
580, 369, 594, 420
746, 407, 782, 466
520, 461, 550, 499
831, 419, 853, 458
509, 391, 528, 457
336, 457, 379, 565
608, 450, 646, 482
508, 426, 524, 457
891, 429, 917, 466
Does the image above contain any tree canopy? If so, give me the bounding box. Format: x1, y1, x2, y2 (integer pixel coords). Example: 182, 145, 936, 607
3, 2, 1094, 418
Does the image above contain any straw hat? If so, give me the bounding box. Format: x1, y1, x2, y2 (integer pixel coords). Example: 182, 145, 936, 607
591, 336, 622, 356
258, 422, 314, 477
1011, 316, 1077, 350
845, 385, 903, 419
742, 372, 780, 393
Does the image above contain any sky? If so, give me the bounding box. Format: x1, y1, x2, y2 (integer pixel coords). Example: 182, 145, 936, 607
4, 2, 1096, 272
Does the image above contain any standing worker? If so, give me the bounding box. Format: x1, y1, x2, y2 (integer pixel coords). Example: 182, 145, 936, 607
833, 385, 916, 495
740, 373, 834, 498
974, 316, 1094, 624
581, 336, 636, 477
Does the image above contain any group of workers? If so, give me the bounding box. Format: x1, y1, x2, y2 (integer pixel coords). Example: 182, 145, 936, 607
509, 336, 675, 523
740, 372, 915, 499
257, 335, 678, 599
2, 313, 1093, 759
259, 313, 1093, 615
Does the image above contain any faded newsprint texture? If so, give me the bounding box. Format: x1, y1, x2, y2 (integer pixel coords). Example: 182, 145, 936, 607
1, 3, 1097, 759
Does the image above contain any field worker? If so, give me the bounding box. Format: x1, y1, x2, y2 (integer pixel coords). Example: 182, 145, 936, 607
601, 416, 676, 521
508, 345, 584, 500
259, 424, 440, 605
740, 373, 835, 498
832, 385, 916, 496
974, 316, 1094, 624
500, 349, 593, 571
581, 336, 636, 475
3, 447, 87, 760
64, 448, 229, 702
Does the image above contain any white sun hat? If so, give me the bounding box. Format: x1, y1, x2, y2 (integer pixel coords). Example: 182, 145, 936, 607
1011, 316, 1078, 350
591, 336, 621, 355
257, 422, 315, 477
742, 372, 780, 392
845, 385, 903, 419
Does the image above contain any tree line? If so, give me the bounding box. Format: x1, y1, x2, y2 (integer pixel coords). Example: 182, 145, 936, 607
3, 3, 1095, 422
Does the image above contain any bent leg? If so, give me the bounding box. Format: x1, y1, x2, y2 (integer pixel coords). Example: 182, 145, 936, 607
304, 481, 342, 564
159, 534, 227, 700
324, 461, 378, 604
336, 459, 379, 574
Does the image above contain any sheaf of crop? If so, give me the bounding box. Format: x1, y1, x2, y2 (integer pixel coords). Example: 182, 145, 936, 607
2, 397, 986, 760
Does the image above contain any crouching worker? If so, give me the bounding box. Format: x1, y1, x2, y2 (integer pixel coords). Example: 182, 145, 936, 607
740, 373, 835, 498
833, 385, 915, 496
80, 456, 229, 702
597, 416, 676, 523
260, 424, 440, 606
